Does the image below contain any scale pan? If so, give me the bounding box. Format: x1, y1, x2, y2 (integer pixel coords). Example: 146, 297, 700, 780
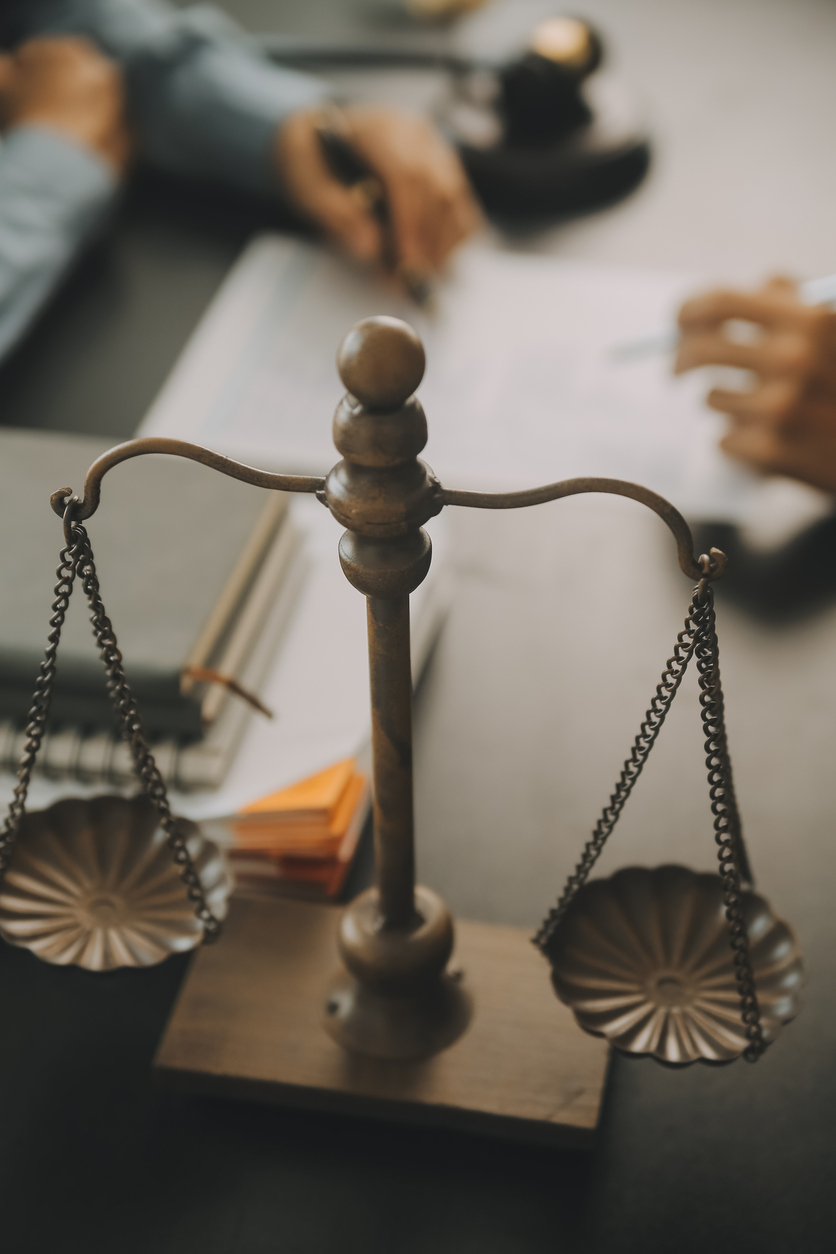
0, 795, 231, 971
545, 864, 804, 1065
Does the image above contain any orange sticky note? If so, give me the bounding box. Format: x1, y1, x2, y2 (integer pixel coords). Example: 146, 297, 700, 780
238, 757, 356, 824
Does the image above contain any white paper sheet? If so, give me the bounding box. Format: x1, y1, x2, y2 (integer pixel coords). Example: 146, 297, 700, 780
140, 233, 829, 527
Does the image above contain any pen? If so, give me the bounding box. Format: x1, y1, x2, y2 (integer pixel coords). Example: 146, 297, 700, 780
610, 271, 836, 362
314, 118, 432, 306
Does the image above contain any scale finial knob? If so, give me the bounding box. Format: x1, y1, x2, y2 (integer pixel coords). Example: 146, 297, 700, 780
337, 316, 426, 411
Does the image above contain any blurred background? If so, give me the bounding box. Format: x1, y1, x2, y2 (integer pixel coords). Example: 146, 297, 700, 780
1, 3, 836, 1253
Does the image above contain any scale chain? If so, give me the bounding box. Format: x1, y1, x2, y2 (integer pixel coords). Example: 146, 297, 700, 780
533, 583, 765, 1061
0, 519, 222, 940
0, 545, 76, 877
533, 593, 703, 951
695, 589, 764, 1061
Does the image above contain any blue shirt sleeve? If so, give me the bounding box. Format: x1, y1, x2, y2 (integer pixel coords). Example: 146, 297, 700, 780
0, 126, 117, 360
1, 0, 329, 198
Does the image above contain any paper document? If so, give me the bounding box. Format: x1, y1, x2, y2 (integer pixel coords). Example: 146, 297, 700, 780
141, 234, 828, 526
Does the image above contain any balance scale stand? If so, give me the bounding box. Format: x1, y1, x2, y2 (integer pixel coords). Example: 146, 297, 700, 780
142, 316, 711, 1141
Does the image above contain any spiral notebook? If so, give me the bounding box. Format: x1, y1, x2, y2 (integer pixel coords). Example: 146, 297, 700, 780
0, 427, 299, 739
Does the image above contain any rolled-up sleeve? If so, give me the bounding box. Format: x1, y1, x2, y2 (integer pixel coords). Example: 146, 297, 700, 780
0, 125, 116, 359
3, 0, 328, 198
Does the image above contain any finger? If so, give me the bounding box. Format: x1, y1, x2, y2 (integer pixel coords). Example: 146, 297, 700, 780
350, 114, 474, 272
391, 167, 477, 273
405, 185, 465, 272
277, 116, 382, 261
347, 113, 436, 271
674, 331, 766, 375
424, 173, 481, 268
414, 147, 480, 268
705, 377, 802, 429
383, 170, 436, 273
675, 326, 821, 379
722, 420, 836, 490
705, 387, 763, 421
677, 285, 803, 332
719, 423, 788, 473
312, 181, 382, 261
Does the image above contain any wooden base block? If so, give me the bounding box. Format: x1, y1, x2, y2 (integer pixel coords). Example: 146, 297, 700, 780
154, 895, 610, 1146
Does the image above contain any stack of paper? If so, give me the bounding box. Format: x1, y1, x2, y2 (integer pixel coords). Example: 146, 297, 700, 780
219, 757, 369, 899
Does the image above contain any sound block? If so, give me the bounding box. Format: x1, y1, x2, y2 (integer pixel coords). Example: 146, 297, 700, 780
154, 895, 610, 1147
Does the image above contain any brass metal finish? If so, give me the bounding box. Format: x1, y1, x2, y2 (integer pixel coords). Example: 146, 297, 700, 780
365, 597, 418, 927
530, 18, 595, 72
48, 436, 324, 524
534, 579, 776, 1060
0, 795, 231, 970
324, 885, 472, 1060
325, 319, 464, 1057
47, 314, 734, 1063
547, 866, 804, 1065
336, 315, 426, 410
440, 480, 724, 583
323, 969, 472, 1061
0, 522, 226, 943
338, 529, 432, 598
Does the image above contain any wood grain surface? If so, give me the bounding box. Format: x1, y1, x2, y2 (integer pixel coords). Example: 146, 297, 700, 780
155, 895, 609, 1145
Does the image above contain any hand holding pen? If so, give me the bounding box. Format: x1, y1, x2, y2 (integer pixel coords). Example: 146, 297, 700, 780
675, 275, 836, 493
276, 104, 480, 303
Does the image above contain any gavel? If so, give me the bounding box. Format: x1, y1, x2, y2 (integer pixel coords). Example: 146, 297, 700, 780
261, 16, 649, 218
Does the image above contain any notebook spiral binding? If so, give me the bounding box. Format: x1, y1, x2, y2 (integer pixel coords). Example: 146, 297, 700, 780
0, 720, 210, 792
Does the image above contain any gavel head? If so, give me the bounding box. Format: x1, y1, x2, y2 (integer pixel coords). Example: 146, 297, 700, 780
528, 16, 602, 78
499, 17, 603, 145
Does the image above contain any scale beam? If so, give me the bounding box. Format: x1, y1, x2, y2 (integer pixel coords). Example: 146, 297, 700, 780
49, 436, 325, 528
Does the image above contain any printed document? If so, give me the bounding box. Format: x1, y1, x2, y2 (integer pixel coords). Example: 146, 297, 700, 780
140, 234, 826, 525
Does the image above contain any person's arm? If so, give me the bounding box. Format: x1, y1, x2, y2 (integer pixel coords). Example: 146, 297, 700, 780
3, 0, 479, 275
0, 38, 127, 360
675, 277, 836, 494
3, 0, 326, 197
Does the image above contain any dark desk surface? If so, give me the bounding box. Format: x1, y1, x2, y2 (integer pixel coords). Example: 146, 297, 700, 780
3, 2, 836, 1251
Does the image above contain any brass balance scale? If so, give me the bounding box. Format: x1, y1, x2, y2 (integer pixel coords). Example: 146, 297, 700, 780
0, 317, 804, 1142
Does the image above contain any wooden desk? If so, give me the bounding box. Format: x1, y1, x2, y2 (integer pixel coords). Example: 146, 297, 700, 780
1, 2, 835, 1251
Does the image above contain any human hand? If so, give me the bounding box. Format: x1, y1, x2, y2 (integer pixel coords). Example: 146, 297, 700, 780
0, 37, 130, 173
276, 105, 480, 282
675, 277, 836, 493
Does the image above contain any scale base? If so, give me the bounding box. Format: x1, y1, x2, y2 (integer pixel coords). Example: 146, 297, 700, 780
324, 967, 473, 1060
154, 895, 610, 1147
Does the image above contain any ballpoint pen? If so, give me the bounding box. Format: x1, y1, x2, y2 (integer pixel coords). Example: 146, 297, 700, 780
610, 271, 836, 362
315, 116, 432, 307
